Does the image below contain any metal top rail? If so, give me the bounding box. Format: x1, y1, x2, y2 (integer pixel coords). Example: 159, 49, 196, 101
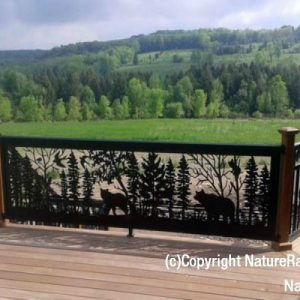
0, 135, 282, 156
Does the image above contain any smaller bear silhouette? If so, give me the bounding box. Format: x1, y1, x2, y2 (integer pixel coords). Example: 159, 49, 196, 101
194, 190, 235, 223
101, 188, 128, 215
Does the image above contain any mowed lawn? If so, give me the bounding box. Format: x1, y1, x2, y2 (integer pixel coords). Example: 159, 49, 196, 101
0, 119, 300, 144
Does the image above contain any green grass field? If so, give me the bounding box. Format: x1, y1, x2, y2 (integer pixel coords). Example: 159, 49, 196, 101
0, 119, 300, 144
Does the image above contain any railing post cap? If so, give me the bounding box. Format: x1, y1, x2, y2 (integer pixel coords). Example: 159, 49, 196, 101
278, 127, 299, 135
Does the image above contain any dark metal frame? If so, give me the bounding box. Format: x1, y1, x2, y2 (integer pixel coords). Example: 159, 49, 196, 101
0, 136, 282, 241
290, 142, 300, 239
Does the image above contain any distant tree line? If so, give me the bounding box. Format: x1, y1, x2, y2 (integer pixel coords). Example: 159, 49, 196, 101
1, 25, 299, 63
2, 25, 300, 122
0, 60, 299, 122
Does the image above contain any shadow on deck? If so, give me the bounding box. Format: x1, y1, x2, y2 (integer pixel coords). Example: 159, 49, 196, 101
0, 223, 270, 259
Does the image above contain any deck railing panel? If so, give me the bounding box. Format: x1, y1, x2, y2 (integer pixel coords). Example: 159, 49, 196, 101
290, 142, 300, 238
0, 136, 282, 241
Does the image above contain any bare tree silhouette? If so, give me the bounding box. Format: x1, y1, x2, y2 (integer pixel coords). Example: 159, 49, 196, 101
228, 156, 244, 224
89, 150, 128, 196
190, 154, 232, 198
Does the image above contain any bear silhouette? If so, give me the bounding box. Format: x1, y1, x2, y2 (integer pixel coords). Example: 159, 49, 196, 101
194, 190, 235, 223
101, 188, 128, 215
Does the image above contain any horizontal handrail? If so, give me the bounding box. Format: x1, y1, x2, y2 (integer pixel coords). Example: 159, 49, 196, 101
0, 136, 282, 156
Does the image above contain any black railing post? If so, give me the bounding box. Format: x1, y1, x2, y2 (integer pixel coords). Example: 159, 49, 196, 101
127, 224, 134, 238
127, 207, 134, 238
272, 127, 299, 251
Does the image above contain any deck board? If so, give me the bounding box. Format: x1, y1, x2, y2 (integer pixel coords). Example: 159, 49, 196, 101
0, 225, 300, 299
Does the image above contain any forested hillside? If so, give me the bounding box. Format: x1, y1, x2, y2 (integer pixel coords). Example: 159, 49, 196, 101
1, 26, 300, 122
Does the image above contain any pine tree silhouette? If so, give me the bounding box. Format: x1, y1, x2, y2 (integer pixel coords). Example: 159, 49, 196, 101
244, 156, 258, 225
60, 170, 68, 213
258, 164, 271, 225
140, 152, 165, 217
126, 152, 140, 215
165, 158, 176, 219
83, 168, 93, 201
67, 152, 80, 213
8, 149, 23, 208
61, 170, 68, 199
82, 168, 94, 216
177, 155, 191, 221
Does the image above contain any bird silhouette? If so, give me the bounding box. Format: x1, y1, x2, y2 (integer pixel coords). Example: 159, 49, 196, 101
54, 152, 66, 168
228, 159, 241, 176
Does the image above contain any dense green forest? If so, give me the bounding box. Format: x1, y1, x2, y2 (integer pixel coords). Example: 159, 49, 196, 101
1, 26, 300, 122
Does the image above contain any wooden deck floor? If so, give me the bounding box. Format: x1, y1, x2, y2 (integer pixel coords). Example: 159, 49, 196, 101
0, 225, 300, 299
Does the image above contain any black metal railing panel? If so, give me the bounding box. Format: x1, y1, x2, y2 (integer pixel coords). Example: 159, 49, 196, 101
0, 136, 281, 240
291, 142, 300, 237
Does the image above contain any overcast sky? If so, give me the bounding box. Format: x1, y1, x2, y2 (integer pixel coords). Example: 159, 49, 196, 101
1, 0, 300, 50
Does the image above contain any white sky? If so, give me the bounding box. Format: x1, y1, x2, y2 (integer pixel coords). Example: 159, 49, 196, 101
0, 0, 300, 50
